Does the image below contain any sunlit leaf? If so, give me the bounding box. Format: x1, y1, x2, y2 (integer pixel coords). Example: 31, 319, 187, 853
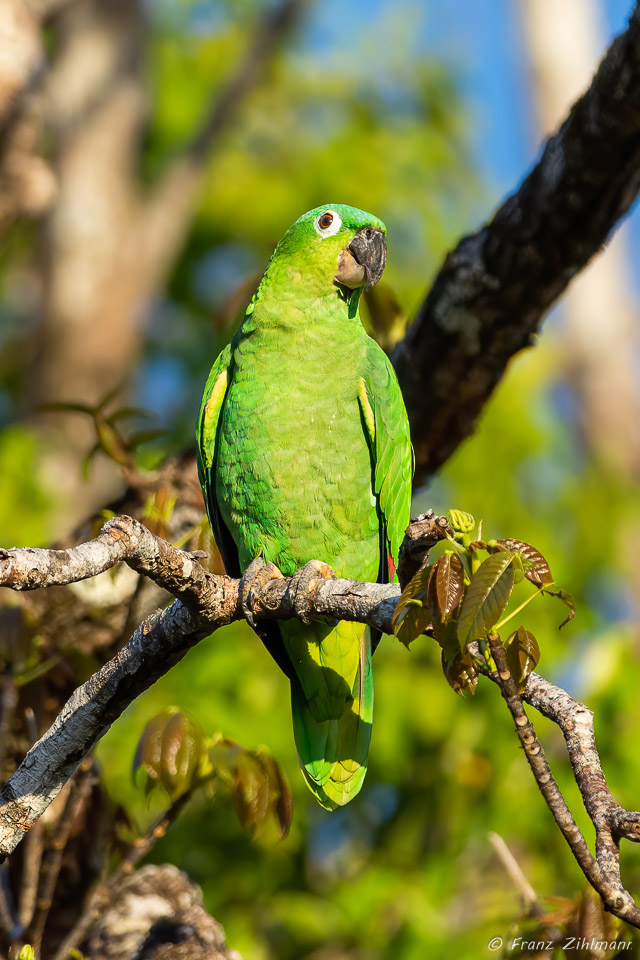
433, 552, 465, 621
457, 553, 514, 649
497, 538, 553, 585
504, 626, 540, 692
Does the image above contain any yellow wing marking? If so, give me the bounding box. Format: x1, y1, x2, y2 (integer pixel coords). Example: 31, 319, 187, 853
202, 369, 228, 469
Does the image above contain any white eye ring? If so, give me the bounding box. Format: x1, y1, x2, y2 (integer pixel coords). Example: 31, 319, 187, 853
314, 210, 342, 238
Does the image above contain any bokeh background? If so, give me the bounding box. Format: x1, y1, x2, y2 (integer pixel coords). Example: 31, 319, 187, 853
2, 1, 640, 957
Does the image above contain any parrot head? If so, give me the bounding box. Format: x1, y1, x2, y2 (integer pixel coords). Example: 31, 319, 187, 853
274, 203, 387, 295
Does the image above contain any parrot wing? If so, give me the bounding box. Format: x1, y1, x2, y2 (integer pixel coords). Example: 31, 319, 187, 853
359, 337, 413, 586
196, 342, 241, 577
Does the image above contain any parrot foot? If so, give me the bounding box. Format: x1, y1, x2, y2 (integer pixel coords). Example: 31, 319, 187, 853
289, 560, 337, 624
241, 557, 284, 628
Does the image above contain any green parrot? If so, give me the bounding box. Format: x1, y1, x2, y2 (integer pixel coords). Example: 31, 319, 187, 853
197, 203, 412, 809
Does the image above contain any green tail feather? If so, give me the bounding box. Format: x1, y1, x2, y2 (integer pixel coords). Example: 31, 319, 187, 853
289, 622, 373, 810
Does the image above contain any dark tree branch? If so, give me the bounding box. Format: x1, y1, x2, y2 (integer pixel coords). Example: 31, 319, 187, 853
394, 1, 640, 482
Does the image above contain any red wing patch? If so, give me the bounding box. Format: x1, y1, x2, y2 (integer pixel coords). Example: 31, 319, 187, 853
388, 552, 396, 581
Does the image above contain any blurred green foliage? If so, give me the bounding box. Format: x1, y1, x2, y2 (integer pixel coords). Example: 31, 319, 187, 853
1, 2, 640, 958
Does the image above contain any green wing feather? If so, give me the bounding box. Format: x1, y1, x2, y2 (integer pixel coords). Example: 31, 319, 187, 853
359, 337, 413, 581
196, 343, 239, 575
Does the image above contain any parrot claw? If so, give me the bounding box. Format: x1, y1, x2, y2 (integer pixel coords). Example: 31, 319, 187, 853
241, 557, 283, 628
289, 560, 337, 625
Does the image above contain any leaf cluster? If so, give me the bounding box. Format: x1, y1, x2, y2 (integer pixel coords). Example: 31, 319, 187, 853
133, 708, 292, 841
40, 387, 166, 478
392, 509, 575, 695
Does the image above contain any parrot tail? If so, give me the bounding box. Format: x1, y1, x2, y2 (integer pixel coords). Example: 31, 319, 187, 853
289, 621, 373, 810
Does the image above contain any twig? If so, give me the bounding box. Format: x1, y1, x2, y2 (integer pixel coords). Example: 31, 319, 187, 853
487, 831, 541, 917
485, 635, 640, 926
16, 821, 43, 932
27, 758, 95, 953
0, 862, 18, 944
53, 791, 192, 960
0, 680, 17, 783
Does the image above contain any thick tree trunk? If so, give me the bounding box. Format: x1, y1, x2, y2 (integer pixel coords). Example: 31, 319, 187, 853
520, 0, 640, 478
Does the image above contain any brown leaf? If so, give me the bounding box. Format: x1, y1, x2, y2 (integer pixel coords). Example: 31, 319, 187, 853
134, 710, 204, 799
505, 626, 540, 692
232, 752, 271, 836
392, 561, 433, 647
497, 538, 553, 585
442, 650, 478, 697
434, 553, 465, 621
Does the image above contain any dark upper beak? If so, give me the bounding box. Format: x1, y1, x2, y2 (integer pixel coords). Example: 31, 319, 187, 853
348, 227, 387, 291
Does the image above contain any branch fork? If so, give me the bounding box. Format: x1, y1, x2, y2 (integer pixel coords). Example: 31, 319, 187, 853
0, 512, 639, 930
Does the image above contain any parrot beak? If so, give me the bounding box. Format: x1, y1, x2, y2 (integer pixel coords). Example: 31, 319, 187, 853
347, 226, 387, 291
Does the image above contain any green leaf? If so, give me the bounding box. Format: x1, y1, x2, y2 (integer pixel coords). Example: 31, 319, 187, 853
127, 428, 168, 449
432, 552, 465, 622
392, 562, 433, 647
457, 552, 514, 649
505, 626, 540, 692
497, 538, 553, 586
107, 406, 158, 424
95, 419, 132, 467
18, 947, 36, 960
541, 585, 576, 628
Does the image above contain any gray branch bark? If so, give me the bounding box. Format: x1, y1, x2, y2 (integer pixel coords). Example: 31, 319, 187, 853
1, 515, 639, 929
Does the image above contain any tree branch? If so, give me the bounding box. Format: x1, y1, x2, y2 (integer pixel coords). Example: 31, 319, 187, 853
0, 513, 415, 861
1, 514, 640, 931
394, 0, 640, 482
479, 638, 640, 926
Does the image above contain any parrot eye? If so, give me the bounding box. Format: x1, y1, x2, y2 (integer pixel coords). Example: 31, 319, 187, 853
314, 209, 342, 238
